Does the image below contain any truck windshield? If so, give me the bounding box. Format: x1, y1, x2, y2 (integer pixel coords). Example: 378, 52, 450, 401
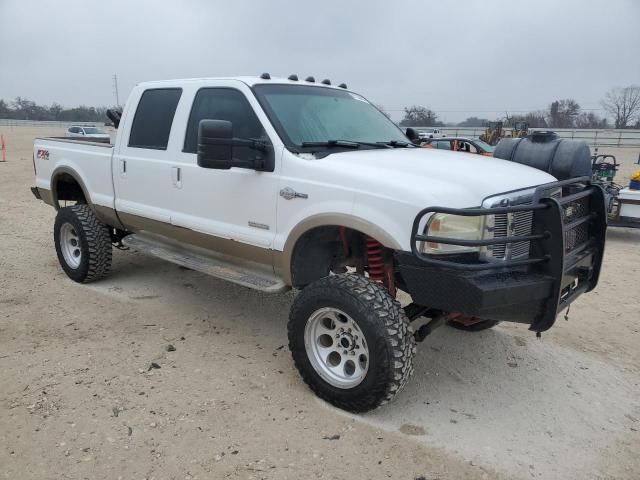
253, 84, 408, 150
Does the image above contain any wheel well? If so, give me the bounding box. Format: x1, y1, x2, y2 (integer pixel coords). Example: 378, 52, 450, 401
290, 226, 373, 288
53, 173, 87, 208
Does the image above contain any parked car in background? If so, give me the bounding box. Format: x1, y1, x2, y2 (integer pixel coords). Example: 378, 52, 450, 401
422, 136, 494, 156
65, 125, 111, 140
417, 128, 442, 139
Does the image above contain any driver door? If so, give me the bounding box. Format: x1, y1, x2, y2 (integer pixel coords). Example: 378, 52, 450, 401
169, 86, 279, 251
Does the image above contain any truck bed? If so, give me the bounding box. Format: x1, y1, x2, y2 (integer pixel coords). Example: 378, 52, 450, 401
33, 136, 116, 214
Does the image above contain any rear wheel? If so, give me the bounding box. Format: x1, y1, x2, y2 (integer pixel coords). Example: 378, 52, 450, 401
288, 274, 416, 412
54, 205, 112, 283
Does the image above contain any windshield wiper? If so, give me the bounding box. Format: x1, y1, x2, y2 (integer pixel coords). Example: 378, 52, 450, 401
301, 140, 392, 149
301, 140, 361, 149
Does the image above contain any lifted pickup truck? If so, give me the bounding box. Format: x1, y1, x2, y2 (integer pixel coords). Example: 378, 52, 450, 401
32, 75, 607, 412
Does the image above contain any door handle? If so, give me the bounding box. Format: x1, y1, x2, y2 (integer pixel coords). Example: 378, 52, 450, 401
120, 159, 127, 177
171, 166, 182, 188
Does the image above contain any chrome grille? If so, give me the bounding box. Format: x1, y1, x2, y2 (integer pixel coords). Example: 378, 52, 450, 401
511, 210, 534, 258
491, 214, 508, 258
490, 210, 533, 260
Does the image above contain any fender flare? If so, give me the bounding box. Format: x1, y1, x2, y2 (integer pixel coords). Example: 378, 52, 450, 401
50, 165, 93, 210
49, 166, 124, 229
277, 213, 403, 285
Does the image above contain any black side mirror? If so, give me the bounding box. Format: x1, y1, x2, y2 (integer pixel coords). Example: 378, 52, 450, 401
197, 119, 273, 171
405, 128, 421, 145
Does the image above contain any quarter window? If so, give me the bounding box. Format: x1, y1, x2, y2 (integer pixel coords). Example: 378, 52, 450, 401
183, 88, 266, 154
128, 88, 182, 150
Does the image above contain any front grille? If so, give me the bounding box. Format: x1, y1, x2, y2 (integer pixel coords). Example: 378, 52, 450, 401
490, 210, 534, 260
491, 214, 508, 258
563, 196, 589, 252
511, 210, 534, 258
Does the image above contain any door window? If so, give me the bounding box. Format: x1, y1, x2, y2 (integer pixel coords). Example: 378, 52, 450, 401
128, 88, 182, 150
183, 88, 266, 154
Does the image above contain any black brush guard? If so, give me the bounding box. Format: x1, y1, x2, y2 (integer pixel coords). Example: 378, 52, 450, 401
396, 178, 607, 332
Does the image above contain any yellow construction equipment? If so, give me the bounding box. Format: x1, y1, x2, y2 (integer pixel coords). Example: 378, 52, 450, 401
479, 121, 529, 146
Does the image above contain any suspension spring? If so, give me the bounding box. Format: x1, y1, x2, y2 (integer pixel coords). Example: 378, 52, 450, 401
366, 236, 396, 297
366, 237, 385, 282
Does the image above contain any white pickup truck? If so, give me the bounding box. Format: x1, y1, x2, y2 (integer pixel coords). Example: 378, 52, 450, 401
32, 74, 607, 412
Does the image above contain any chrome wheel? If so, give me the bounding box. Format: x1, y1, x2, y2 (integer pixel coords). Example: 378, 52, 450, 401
304, 307, 369, 389
59, 222, 82, 269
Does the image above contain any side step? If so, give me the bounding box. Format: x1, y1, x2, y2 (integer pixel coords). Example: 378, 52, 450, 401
122, 233, 289, 293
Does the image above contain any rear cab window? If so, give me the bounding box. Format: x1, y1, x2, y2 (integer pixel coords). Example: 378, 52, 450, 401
128, 88, 182, 150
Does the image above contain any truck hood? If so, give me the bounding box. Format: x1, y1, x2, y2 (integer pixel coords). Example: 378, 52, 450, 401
315, 147, 557, 208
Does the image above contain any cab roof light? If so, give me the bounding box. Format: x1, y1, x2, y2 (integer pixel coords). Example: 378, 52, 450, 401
305, 76, 315, 83
321, 79, 331, 85
338, 83, 347, 89
260, 72, 271, 79
288, 74, 298, 81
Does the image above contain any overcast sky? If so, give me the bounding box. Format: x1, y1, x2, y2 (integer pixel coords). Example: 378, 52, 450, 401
1, 0, 638, 122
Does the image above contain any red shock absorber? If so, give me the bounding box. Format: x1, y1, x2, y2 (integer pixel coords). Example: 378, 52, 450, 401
366, 237, 396, 297
366, 237, 385, 282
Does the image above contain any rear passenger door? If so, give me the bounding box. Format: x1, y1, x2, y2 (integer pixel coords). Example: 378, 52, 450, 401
113, 88, 182, 227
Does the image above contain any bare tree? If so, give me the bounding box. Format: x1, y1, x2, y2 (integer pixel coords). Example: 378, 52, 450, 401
548, 99, 580, 128
399, 105, 440, 127
601, 85, 640, 129
505, 111, 548, 128
575, 112, 608, 129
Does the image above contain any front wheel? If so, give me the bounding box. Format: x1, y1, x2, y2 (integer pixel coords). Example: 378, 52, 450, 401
54, 205, 112, 283
288, 274, 416, 413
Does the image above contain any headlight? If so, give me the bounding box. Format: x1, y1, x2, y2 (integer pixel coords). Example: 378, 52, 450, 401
420, 213, 485, 254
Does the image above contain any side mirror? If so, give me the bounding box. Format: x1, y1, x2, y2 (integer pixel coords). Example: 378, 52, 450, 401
197, 119, 272, 171
405, 128, 421, 145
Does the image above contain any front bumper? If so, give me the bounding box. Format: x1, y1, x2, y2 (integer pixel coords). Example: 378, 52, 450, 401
397, 178, 607, 332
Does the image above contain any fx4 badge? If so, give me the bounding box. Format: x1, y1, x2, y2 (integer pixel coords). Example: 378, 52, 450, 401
36, 149, 50, 160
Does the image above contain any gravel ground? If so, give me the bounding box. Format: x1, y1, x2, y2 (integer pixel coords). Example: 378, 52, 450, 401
1, 126, 639, 480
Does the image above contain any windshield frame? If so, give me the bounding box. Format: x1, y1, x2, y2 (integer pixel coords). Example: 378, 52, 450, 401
251, 83, 409, 153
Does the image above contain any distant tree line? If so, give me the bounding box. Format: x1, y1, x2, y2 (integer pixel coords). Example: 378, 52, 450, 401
397, 85, 640, 129
0, 97, 113, 122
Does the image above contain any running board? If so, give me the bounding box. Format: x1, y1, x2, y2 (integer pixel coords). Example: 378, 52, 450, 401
122, 233, 288, 293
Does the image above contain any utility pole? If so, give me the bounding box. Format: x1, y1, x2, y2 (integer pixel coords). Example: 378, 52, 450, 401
112, 74, 120, 107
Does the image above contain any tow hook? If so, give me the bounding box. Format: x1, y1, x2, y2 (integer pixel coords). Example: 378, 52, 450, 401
404, 304, 447, 343
414, 314, 447, 342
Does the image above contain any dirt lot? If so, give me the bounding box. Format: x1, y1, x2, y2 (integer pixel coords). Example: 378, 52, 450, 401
1, 126, 639, 480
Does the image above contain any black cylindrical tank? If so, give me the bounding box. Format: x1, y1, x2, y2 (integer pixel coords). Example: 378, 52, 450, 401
493, 131, 591, 180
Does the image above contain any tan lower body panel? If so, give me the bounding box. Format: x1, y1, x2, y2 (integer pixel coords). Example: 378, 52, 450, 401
117, 211, 287, 284
123, 233, 288, 293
